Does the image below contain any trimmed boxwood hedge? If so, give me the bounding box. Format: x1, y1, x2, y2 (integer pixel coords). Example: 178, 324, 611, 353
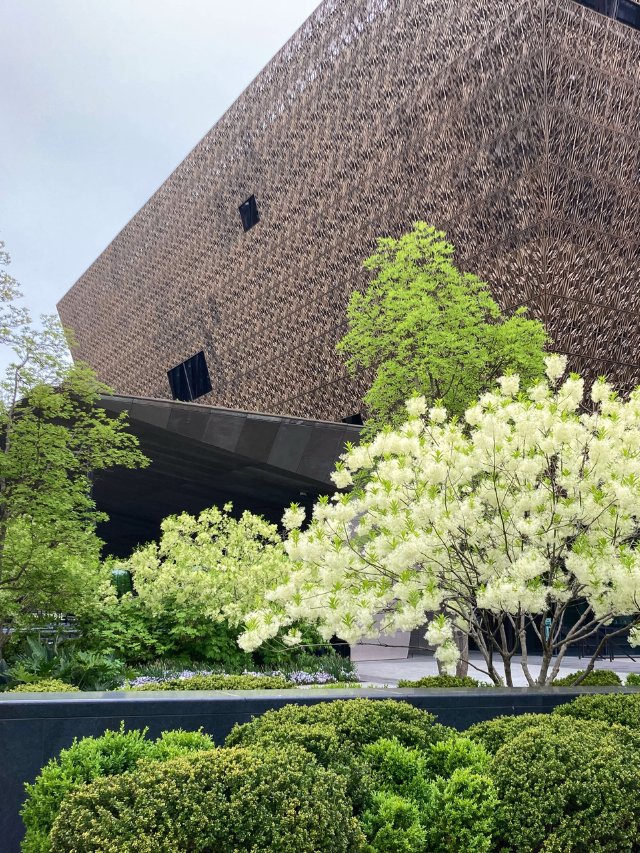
21, 725, 216, 853
489, 717, 640, 853
48, 746, 363, 853
551, 669, 622, 686
553, 692, 640, 729
225, 698, 454, 812
397, 675, 481, 688
9, 679, 80, 693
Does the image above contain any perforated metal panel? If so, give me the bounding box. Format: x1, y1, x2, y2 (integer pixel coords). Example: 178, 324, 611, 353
57, 0, 640, 419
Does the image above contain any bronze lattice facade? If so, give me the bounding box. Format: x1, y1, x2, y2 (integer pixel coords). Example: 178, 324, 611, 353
58, 0, 640, 421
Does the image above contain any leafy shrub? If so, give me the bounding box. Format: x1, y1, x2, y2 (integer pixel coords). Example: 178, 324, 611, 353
397, 675, 481, 688
227, 699, 452, 753
77, 595, 255, 668
360, 793, 425, 853
553, 692, 640, 728
465, 714, 550, 755
626, 672, 640, 685
360, 739, 496, 853
226, 699, 453, 811
362, 737, 489, 792
490, 716, 640, 853
423, 736, 491, 778
130, 673, 290, 691
7, 637, 126, 691
21, 723, 215, 853
9, 679, 80, 693
48, 746, 363, 853
552, 668, 622, 686
421, 768, 497, 853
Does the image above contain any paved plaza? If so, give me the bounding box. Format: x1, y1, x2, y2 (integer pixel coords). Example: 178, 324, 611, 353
356, 652, 640, 687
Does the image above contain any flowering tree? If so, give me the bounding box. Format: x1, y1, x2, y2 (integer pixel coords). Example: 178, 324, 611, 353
240, 356, 640, 686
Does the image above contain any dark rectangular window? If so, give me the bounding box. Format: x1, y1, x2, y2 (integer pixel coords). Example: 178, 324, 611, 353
572, 0, 616, 14
616, 0, 640, 28
342, 413, 364, 425
167, 351, 212, 402
239, 194, 260, 232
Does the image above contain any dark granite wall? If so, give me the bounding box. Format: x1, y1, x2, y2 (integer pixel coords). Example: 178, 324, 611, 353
58, 0, 640, 420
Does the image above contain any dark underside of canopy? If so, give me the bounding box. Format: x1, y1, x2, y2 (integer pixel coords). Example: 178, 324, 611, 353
93, 396, 362, 557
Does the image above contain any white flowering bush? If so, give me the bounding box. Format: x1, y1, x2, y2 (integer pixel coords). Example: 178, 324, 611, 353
112, 504, 290, 629
240, 356, 640, 685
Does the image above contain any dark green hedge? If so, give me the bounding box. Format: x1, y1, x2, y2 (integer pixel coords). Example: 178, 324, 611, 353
553, 692, 640, 728
490, 717, 640, 853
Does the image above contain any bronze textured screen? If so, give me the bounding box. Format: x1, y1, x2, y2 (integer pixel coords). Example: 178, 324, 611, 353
57, 0, 640, 421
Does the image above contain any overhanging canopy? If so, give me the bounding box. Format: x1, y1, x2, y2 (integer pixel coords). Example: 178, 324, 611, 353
94, 396, 362, 557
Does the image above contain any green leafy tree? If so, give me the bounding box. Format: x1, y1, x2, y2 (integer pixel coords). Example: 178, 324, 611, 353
338, 222, 548, 433
0, 239, 148, 658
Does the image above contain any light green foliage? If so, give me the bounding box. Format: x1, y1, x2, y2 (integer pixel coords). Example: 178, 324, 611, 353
130, 673, 290, 691
362, 739, 427, 791
21, 722, 215, 853
422, 769, 497, 853
397, 675, 481, 688
337, 222, 548, 433
489, 716, 640, 853
360, 738, 496, 853
553, 693, 640, 728
120, 503, 290, 628
423, 736, 491, 779
552, 668, 622, 686
9, 679, 79, 693
78, 504, 292, 665
626, 672, 640, 685
360, 794, 426, 853
48, 746, 363, 853
0, 239, 147, 657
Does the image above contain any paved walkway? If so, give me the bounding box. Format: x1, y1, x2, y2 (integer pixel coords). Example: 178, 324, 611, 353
356, 652, 640, 687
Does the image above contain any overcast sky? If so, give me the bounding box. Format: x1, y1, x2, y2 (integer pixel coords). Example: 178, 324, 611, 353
0, 0, 321, 323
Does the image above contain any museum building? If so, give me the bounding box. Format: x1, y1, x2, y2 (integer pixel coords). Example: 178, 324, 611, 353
56, 0, 640, 551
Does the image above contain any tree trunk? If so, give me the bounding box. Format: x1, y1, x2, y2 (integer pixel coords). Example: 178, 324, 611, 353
455, 630, 469, 678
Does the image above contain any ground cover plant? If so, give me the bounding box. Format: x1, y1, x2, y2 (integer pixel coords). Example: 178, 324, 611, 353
3, 637, 126, 691
9, 679, 80, 693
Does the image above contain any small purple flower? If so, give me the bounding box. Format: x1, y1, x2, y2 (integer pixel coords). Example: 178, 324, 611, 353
287, 671, 337, 685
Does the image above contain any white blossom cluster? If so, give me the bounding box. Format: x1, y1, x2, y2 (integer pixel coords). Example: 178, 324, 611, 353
239, 357, 640, 674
